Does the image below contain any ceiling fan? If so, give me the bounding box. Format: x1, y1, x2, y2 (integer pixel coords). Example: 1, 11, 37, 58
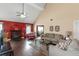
16, 3, 26, 18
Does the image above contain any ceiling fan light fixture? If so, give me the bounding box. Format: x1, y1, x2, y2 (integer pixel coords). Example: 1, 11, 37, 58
20, 3, 26, 18
16, 3, 26, 19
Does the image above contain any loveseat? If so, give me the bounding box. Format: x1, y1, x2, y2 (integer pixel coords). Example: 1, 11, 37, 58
41, 33, 64, 45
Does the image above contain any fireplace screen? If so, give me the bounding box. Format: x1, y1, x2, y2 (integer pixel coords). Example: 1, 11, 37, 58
11, 30, 21, 41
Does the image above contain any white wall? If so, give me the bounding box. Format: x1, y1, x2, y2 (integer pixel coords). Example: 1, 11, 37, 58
34, 4, 79, 37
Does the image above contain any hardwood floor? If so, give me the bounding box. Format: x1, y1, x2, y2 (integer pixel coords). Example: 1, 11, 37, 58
10, 39, 48, 56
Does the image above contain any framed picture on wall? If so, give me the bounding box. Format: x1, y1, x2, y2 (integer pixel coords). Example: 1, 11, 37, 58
55, 25, 60, 32
49, 26, 53, 31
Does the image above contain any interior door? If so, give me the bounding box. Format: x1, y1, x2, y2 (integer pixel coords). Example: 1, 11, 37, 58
37, 25, 44, 36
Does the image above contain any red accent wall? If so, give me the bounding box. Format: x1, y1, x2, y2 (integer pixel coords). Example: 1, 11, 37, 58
0, 20, 34, 39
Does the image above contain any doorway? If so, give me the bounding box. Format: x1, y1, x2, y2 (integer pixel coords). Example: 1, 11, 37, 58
74, 20, 79, 40
36, 25, 44, 36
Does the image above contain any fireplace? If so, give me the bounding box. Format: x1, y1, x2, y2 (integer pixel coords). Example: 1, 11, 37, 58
11, 30, 21, 41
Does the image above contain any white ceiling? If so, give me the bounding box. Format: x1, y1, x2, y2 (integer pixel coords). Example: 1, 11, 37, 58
0, 3, 46, 23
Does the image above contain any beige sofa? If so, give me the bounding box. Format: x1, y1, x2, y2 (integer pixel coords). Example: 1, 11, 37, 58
41, 33, 64, 45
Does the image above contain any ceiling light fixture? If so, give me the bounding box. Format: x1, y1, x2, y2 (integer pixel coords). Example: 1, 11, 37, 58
20, 3, 26, 18
16, 3, 26, 18
20, 14, 26, 18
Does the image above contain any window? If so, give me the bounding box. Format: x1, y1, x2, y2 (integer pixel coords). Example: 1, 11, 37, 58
0, 23, 3, 34
26, 25, 31, 34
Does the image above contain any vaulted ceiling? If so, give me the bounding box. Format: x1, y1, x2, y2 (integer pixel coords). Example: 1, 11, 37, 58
0, 3, 46, 23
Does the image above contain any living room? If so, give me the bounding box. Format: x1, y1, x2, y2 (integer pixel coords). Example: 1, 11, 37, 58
1, 3, 79, 56
34, 3, 79, 55
0, 3, 46, 56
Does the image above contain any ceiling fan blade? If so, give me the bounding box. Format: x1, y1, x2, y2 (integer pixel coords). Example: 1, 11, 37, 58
16, 12, 22, 16
16, 14, 20, 16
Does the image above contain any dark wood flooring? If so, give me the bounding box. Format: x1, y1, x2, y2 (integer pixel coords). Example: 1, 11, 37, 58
10, 39, 48, 56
